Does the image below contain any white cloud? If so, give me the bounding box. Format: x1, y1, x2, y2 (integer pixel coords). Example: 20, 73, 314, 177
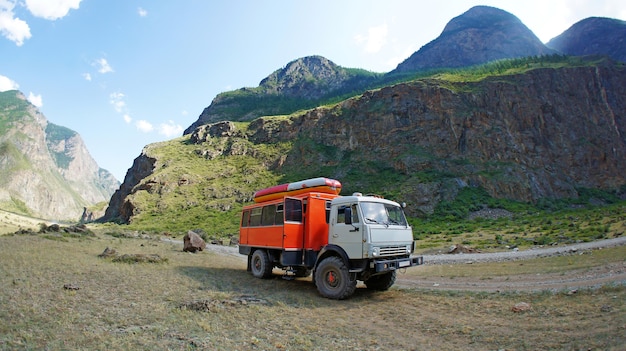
25, 0, 81, 20
0, 1, 32, 46
109, 91, 126, 113
82, 72, 91, 81
94, 58, 113, 74
27, 92, 42, 107
0, 74, 19, 91
135, 119, 153, 133
138, 7, 147, 17
354, 23, 388, 53
123, 114, 132, 124
158, 120, 183, 137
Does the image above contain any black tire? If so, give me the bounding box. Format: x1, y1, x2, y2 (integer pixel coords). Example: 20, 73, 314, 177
250, 250, 273, 279
314, 256, 356, 300
364, 271, 397, 291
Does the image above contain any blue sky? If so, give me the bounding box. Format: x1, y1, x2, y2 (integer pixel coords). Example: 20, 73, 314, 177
1, 0, 625, 181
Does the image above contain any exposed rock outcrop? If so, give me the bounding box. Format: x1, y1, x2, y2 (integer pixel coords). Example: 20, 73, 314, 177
101, 149, 157, 222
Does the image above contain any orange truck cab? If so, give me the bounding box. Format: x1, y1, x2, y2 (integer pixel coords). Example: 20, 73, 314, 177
238, 177, 423, 299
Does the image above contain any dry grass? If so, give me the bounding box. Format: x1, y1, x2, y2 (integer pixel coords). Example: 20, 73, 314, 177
0, 209, 54, 235
0, 232, 624, 350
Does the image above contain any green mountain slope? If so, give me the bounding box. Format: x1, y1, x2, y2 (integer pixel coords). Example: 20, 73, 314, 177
103, 57, 626, 238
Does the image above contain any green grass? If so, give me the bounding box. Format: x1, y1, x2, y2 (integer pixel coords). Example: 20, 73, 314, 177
0, 232, 624, 350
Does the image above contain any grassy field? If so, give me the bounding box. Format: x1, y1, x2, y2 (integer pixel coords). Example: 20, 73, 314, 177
0, 230, 624, 350
0, 209, 55, 235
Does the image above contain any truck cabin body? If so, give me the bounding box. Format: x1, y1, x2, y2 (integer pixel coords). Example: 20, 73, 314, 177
239, 191, 416, 271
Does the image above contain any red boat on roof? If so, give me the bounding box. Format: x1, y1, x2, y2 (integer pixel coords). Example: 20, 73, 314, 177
253, 177, 342, 203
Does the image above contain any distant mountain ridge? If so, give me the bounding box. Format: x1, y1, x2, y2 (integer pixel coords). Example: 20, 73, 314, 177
392, 6, 556, 73
547, 17, 626, 62
0, 90, 119, 220
185, 6, 571, 131
184, 56, 380, 133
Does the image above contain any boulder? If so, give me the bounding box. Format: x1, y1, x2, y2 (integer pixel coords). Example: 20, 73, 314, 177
183, 231, 206, 253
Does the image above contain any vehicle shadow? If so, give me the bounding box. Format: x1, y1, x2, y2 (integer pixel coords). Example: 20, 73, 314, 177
176, 265, 383, 305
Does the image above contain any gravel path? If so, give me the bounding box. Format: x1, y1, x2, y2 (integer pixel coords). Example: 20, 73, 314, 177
420, 236, 626, 265
170, 236, 626, 292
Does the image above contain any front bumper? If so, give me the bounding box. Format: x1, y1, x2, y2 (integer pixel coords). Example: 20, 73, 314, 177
372, 255, 423, 272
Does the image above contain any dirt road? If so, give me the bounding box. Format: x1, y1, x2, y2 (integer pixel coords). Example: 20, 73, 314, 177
194, 236, 626, 293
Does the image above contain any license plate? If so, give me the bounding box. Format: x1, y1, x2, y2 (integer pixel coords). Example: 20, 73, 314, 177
399, 260, 410, 267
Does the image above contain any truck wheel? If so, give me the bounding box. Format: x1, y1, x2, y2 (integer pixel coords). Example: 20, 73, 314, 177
364, 271, 397, 291
314, 256, 356, 299
250, 249, 272, 279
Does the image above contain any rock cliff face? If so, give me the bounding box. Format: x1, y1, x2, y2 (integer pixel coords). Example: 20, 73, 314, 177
393, 6, 555, 73
273, 63, 625, 212
107, 62, 625, 222
0, 91, 119, 220
102, 150, 157, 222
547, 17, 626, 62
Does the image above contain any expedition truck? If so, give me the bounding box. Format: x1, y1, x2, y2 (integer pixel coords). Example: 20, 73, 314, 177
238, 177, 423, 299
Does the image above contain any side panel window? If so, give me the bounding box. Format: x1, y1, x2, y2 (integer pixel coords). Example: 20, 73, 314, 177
275, 203, 284, 225
261, 204, 276, 226
285, 198, 302, 222
241, 210, 250, 227
249, 207, 262, 227
325, 201, 331, 223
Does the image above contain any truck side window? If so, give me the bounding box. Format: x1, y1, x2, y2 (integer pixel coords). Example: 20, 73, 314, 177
325, 201, 331, 223
261, 204, 276, 226
275, 203, 284, 225
350, 204, 359, 224
284, 198, 302, 222
338, 205, 358, 224
337, 206, 346, 224
249, 207, 262, 227
241, 210, 250, 227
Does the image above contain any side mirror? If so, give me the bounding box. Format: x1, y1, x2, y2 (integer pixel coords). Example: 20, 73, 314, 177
344, 207, 352, 225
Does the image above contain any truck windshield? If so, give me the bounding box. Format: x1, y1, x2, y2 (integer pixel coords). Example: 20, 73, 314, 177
360, 202, 407, 226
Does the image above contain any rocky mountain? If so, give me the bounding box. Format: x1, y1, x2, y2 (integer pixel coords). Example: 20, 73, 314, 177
102, 58, 626, 230
392, 6, 556, 73
547, 17, 626, 62
183, 56, 380, 133
0, 90, 119, 220
185, 6, 560, 133
104, 6, 626, 234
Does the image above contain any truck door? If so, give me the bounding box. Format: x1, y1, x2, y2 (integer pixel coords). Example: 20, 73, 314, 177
283, 197, 305, 254
330, 204, 363, 259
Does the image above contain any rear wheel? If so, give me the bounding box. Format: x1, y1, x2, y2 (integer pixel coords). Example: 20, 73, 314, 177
250, 249, 272, 278
314, 256, 356, 299
364, 271, 396, 291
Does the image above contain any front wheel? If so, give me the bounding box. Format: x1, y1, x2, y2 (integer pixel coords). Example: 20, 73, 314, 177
314, 256, 356, 300
250, 249, 273, 279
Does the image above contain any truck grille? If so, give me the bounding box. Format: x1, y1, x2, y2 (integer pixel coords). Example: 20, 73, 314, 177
379, 246, 407, 256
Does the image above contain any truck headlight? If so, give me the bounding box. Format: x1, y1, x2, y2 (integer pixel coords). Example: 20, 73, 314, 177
372, 247, 380, 257
406, 245, 412, 254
